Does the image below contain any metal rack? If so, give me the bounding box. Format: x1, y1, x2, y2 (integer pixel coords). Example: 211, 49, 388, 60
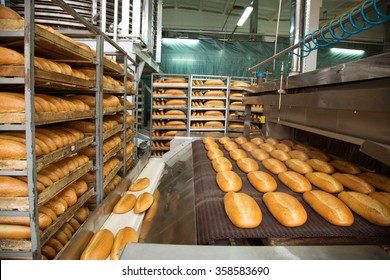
0, 0, 139, 259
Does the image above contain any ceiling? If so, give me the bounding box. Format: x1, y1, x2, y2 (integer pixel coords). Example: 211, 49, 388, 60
161, 0, 388, 45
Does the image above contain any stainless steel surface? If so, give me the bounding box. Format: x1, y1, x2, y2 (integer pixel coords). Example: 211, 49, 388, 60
57, 153, 149, 260
139, 141, 196, 244
120, 243, 390, 260
247, 0, 387, 73
360, 141, 390, 167
290, 0, 304, 74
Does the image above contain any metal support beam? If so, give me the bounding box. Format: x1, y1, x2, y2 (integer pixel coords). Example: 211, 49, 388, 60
156, 0, 163, 63
250, 0, 258, 36
290, 0, 305, 75
133, 0, 141, 38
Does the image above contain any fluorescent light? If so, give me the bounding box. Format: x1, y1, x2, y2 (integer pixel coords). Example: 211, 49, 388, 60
172, 57, 195, 63
237, 6, 253, 27
330, 48, 365, 55
162, 38, 199, 45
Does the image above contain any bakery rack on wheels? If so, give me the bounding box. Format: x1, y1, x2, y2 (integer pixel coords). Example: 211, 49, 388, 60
0, 0, 138, 260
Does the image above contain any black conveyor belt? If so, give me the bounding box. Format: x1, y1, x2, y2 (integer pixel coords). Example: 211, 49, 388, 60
192, 140, 390, 245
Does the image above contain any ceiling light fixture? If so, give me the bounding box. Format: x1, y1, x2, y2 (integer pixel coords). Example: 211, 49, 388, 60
330, 48, 365, 55
237, 6, 254, 27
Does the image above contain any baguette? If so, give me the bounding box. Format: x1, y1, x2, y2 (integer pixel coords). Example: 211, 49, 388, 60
0, 47, 24, 65
306, 159, 335, 174
38, 206, 57, 222
357, 172, 390, 192
278, 171, 312, 193
218, 136, 231, 145
216, 171, 242, 192
0, 213, 52, 230
288, 150, 309, 161
207, 149, 224, 160
134, 192, 154, 214
204, 141, 219, 151
270, 149, 291, 161
285, 159, 313, 174
0, 176, 29, 196
332, 173, 375, 194
113, 194, 137, 214
0, 224, 31, 239
236, 158, 259, 173
368, 192, 390, 209
229, 149, 247, 161
308, 150, 330, 162
128, 177, 150, 191
204, 79, 224, 86
262, 158, 287, 174
250, 137, 264, 145
165, 120, 186, 126
80, 229, 115, 260
166, 99, 186, 106
164, 109, 185, 115
165, 77, 186, 83
0, 138, 27, 159
262, 192, 307, 227
223, 141, 238, 151
338, 191, 390, 226
163, 89, 186, 96
224, 192, 262, 228
305, 172, 343, 193
250, 149, 269, 161
330, 159, 361, 174
110, 227, 139, 260
241, 142, 257, 152
247, 171, 277, 192
303, 190, 354, 226
259, 143, 275, 153
212, 157, 233, 172
234, 136, 247, 144
275, 143, 292, 153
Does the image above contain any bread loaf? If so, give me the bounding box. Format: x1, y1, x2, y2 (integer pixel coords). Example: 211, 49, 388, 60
204, 79, 224, 86
73, 206, 90, 224
293, 143, 311, 153
0, 5, 23, 19
338, 191, 390, 226
0, 138, 27, 159
69, 180, 88, 197
204, 121, 224, 127
204, 100, 224, 107
113, 194, 137, 214
45, 238, 64, 253
259, 143, 275, 153
234, 136, 247, 144
38, 206, 57, 222
278, 171, 312, 193
305, 172, 343, 193
229, 149, 247, 161
250, 137, 264, 145
204, 90, 225, 97
237, 158, 259, 173
262, 192, 307, 227
330, 159, 361, 174
207, 149, 224, 160
250, 149, 269, 161
265, 138, 279, 146
357, 172, 390, 192
204, 110, 224, 117
165, 120, 186, 126
230, 81, 250, 88
80, 229, 115, 260
224, 192, 262, 228
308, 150, 330, 162
128, 177, 150, 191
0, 224, 31, 239
270, 149, 291, 161
288, 150, 309, 161
165, 109, 185, 115
165, 77, 186, 83
204, 142, 219, 151
0, 47, 24, 65
241, 142, 257, 152
0, 176, 29, 196
203, 136, 215, 144
281, 139, 295, 147
262, 158, 287, 174
53, 229, 69, 245
212, 157, 233, 172
163, 89, 186, 96
223, 141, 238, 151
369, 192, 390, 209
332, 173, 375, 194
134, 192, 154, 214
218, 136, 231, 145
306, 159, 335, 174
110, 227, 139, 260
303, 190, 354, 226
68, 218, 81, 231
247, 171, 277, 192
166, 99, 186, 106
0, 213, 52, 230
285, 159, 313, 174
216, 171, 242, 192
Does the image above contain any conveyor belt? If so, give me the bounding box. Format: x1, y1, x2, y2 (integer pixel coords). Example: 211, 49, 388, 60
192, 140, 390, 245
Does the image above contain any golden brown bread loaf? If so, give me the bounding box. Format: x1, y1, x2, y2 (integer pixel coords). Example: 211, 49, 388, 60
368, 192, 390, 209
285, 159, 313, 174
262, 158, 287, 174
203, 79, 224, 86
166, 99, 187, 106
0, 176, 30, 196
305, 172, 344, 193
303, 190, 354, 226
165, 120, 186, 126
262, 192, 307, 227
203, 136, 215, 144
58, 187, 78, 207
278, 171, 312, 193
165, 77, 186, 83
68, 218, 81, 231
53, 229, 69, 245
308, 150, 330, 162
204, 100, 224, 107
204, 90, 225, 96
41, 245, 57, 259
110, 227, 139, 260
45, 238, 64, 254
241, 142, 257, 152
265, 137, 279, 146
229, 149, 247, 161
0, 224, 31, 239
216, 171, 242, 192
0, 5, 23, 19
247, 171, 277, 192
207, 149, 224, 160
163, 89, 186, 96
330, 159, 361, 174
0, 47, 24, 65
234, 136, 247, 144
275, 143, 292, 153
259, 143, 275, 153
270, 149, 291, 162
236, 157, 259, 173
80, 229, 115, 260
212, 157, 233, 172
332, 173, 375, 194
288, 150, 309, 161
69, 180, 88, 197
204, 121, 224, 127
134, 192, 154, 214
38, 206, 57, 222
204, 110, 224, 117
204, 141, 219, 151
306, 159, 335, 174
73, 206, 90, 224
0, 213, 52, 230
223, 141, 238, 151
224, 192, 262, 228
165, 109, 185, 115
338, 191, 390, 226
250, 149, 269, 161
357, 172, 390, 192
218, 136, 231, 144
113, 194, 137, 214
128, 177, 150, 191
250, 137, 264, 145
230, 81, 250, 88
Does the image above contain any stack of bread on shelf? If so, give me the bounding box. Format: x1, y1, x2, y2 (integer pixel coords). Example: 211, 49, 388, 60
203, 135, 390, 230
